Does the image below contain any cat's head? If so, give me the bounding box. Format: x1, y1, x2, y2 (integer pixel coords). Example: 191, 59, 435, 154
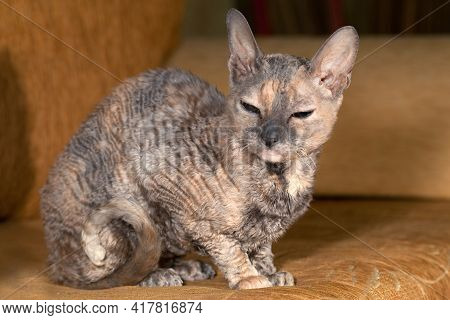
225, 9, 358, 177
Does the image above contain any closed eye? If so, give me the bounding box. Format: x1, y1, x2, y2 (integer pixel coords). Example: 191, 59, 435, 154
291, 110, 314, 119
240, 100, 261, 115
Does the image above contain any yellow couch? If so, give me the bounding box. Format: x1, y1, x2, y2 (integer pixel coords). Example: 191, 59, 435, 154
0, 1, 448, 299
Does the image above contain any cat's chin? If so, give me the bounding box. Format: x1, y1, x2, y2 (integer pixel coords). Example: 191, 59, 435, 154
265, 161, 286, 175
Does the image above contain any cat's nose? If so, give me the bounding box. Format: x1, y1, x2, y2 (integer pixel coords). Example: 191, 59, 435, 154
261, 125, 284, 148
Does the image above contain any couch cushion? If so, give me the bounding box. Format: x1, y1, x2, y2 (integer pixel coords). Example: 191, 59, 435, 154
167, 37, 450, 200
1, 200, 448, 299
0, 0, 184, 220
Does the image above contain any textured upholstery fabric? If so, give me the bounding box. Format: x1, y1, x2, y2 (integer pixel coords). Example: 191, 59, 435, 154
0, 0, 184, 220
168, 36, 450, 200
1, 201, 448, 300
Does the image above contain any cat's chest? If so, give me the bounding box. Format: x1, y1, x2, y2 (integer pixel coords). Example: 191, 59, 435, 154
233, 211, 288, 252
234, 189, 312, 249
233, 210, 284, 246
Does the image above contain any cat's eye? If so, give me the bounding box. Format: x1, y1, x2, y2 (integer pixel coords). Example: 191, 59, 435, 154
240, 100, 261, 115
291, 110, 314, 119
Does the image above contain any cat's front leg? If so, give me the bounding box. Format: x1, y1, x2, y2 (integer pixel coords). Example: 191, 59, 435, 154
249, 244, 295, 287
249, 243, 276, 275
201, 235, 272, 290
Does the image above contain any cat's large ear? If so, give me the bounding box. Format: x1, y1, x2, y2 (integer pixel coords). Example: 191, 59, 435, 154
310, 26, 359, 97
226, 8, 262, 85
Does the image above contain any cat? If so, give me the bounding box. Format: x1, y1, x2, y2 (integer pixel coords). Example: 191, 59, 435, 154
40, 9, 358, 290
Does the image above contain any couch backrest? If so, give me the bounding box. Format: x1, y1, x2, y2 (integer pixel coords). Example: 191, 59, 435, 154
0, 0, 184, 220
168, 36, 450, 200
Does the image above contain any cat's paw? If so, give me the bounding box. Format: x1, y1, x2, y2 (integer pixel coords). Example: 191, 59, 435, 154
234, 275, 273, 290
268, 271, 295, 286
139, 268, 183, 287
172, 260, 216, 281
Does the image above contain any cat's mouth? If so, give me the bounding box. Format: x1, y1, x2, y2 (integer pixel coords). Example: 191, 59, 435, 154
260, 149, 284, 163
245, 144, 290, 174
258, 148, 288, 175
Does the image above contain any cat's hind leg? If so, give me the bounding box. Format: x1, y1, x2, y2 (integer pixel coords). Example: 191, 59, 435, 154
138, 259, 215, 287
172, 259, 216, 281
139, 268, 183, 287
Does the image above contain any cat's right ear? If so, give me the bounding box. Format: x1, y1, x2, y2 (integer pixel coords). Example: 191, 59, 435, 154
226, 8, 262, 85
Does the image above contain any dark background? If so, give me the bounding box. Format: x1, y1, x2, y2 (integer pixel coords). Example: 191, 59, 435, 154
183, 0, 450, 36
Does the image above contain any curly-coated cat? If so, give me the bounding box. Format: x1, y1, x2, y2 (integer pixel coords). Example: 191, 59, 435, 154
41, 9, 358, 289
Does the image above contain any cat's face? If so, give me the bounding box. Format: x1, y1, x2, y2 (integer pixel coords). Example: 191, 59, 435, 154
226, 9, 358, 176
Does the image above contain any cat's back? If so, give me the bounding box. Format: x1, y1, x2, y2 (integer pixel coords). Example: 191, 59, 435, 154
41, 68, 226, 215
49, 67, 225, 166
122, 68, 226, 123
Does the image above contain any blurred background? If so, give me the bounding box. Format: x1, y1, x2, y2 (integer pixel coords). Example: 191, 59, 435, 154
183, 0, 450, 37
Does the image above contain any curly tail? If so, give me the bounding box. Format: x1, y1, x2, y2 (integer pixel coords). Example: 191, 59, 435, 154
79, 199, 161, 289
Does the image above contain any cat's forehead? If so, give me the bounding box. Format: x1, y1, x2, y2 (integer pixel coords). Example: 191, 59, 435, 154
262, 54, 311, 78
243, 54, 317, 110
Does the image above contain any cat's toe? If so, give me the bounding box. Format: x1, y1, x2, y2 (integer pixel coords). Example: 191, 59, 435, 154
139, 268, 183, 287
234, 275, 272, 290
173, 260, 216, 281
268, 271, 295, 286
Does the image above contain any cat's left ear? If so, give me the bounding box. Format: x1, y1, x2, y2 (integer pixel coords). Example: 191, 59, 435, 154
310, 26, 359, 97
226, 8, 262, 85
